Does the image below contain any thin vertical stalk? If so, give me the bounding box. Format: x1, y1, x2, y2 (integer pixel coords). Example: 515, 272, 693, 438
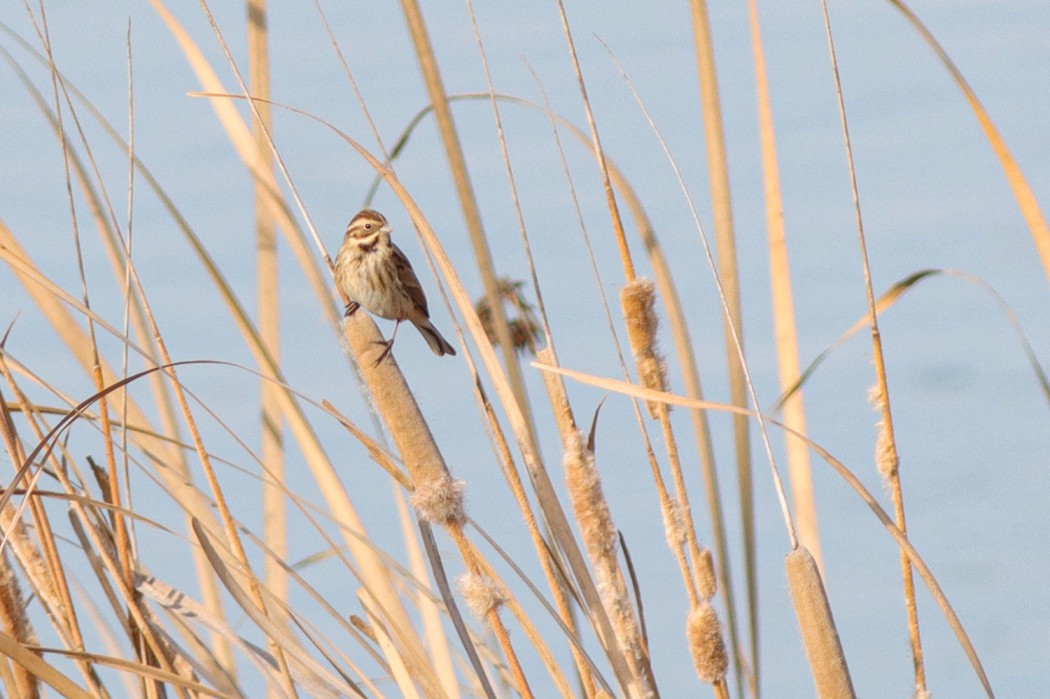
398, 0, 539, 451
688, 1, 756, 692
553, 1, 636, 282
247, 0, 288, 647
747, 0, 822, 569
29, 3, 148, 684
818, 1, 924, 692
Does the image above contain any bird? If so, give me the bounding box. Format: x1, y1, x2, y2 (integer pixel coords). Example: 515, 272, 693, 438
334, 209, 456, 363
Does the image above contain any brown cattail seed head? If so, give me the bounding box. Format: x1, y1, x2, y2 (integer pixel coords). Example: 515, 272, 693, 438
662, 499, 687, 551
621, 279, 669, 419
457, 573, 506, 619
697, 547, 718, 601
786, 547, 856, 698
868, 384, 899, 479
687, 603, 728, 684
564, 431, 617, 562
410, 472, 466, 527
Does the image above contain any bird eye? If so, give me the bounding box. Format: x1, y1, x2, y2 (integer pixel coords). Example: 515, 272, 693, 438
364, 223, 373, 230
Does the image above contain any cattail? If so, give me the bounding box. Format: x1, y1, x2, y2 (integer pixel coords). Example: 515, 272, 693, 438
564, 431, 654, 695
621, 279, 669, 419
410, 472, 466, 527
564, 431, 617, 563
786, 546, 856, 698
662, 498, 687, 551
874, 420, 897, 479
686, 603, 728, 684
696, 547, 718, 601
868, 384, 899, 479
457, 573, 507, 619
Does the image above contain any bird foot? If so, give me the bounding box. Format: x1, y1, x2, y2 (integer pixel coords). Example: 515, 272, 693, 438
371, 339, 395, 366
344, 301, 360, 318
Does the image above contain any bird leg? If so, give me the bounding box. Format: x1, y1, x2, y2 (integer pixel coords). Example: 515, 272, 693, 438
344, 300, 360, 317
372, 320, 402, 366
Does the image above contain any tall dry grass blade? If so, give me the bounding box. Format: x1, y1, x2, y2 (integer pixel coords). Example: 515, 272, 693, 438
885, 0, 1050, 287
0, 651, 19, 699
785, 547, 854, 698
399, 0, 539, 444
819, 1, 924, 690
0, 631, 92, 699
357, 592, 425, 699
687, 1, 758, 689
553, 1, 636, 282
247, 0, 288, 647
321, 401, 411, 489
746, 0, 822, 571
535, 346, 580, 463
778, 268, 1050, 422
22, 646, 236, 698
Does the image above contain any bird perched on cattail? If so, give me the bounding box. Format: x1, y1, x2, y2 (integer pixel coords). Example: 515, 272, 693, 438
335, 209, 456, 363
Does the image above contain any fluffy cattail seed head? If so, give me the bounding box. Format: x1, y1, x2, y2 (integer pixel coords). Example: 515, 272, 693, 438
697, 547, 718, 601
410, 472, 466, 527
687, 603, 728, 684
457, 573, 506, 619
621, 279, 669, 419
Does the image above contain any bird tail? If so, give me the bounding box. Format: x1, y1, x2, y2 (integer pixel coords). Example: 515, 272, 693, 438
414, 319, 457, 356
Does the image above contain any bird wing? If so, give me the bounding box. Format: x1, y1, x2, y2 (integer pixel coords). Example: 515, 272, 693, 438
391, 243, 430, 318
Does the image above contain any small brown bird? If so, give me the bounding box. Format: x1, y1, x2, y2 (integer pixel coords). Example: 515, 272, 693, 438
335, 209, 456, 362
